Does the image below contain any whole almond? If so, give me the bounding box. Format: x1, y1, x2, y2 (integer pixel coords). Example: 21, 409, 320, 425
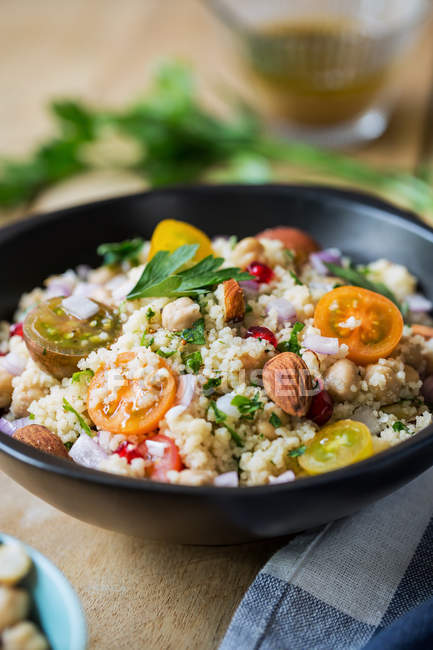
263, 352, 312, 416
412, 324, 433, 340
223, 279, 245, 322
13, 424, 69, 458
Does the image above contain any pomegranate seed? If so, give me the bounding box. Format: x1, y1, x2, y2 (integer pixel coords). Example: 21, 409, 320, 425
115, 441, 143, 463
10, 323, 23, 338
308, 389, 333, 426
247, 326, 278, 348
246, 261, 274, 284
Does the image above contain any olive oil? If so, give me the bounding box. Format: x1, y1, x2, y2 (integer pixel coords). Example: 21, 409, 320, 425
246, 19, 394, 126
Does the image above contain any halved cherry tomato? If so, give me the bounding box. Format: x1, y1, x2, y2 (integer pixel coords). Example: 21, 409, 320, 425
87, 351, 177, 437
314, 286, 403, 365
149, 219, 213, 265
256, 227, 320, 262
139, 434, 183, 482
298, 419, 373, 475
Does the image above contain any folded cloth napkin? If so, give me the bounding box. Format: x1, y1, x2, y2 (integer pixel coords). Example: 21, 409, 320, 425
220, 467, 433, 650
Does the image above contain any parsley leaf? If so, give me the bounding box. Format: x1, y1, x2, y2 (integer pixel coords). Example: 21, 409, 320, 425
146, 307, 156, 320
127, 245, 198, 299
64, 441, 74, 451
277, 322, 305, 356
62, 398, 93, 437
97, 238, 144, 266
71, 369, 94, 383
181, 318, 205, 344
392, 421, 409, 432
231, 393, 263, 420
208, 401, 243, 446
326, 262, 405, 315
289, 270, 303, 286
203, 377, 221, 396
127, 245, 252, 300
183, 350, 202, 373
289, 445, 306, 458
269, 412, 282, 428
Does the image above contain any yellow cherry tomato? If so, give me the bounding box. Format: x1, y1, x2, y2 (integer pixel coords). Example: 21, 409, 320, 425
298, 419, 373, 475
149, 219, 213, 265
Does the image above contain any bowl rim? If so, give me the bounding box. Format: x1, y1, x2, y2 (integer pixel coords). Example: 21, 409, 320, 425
1, 182, 433, 496
0, 532, 87, 649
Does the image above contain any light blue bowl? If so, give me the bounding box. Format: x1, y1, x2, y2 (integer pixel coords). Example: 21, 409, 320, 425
0, 533, 87, 650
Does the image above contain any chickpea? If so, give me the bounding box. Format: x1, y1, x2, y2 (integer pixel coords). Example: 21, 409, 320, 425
161, 297, 201, 332
324, 359, 361, 402
2, 621, 48, 650
365, 364, 400, 404
0, 587, 29, 633
0, 366, 13, 409
231, 237, 265, 269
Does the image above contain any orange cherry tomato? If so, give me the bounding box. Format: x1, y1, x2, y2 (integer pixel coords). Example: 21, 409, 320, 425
149, 219, 213, 265
87, 351, 177, 437
314, 286, 403, 365
139, 434, 183, 482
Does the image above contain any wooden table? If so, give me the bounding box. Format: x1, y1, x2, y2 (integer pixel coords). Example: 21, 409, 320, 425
1, 2, 433, 648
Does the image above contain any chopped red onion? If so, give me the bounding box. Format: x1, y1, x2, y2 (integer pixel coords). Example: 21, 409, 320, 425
146, 439, 167, 458
97, 430, 112, 452
310, 248, 342, 275
303, 333, 339, 355
406, 293, 432, 313
76, 265, 91, 281
268, 470, 296, 484
45, 282, 73, 299
111, 279, 136, 303
62, 296, 99, 320
73, 282, 98, 298
0, 416, 36, 436
266, 299, 296, 324
239, 280, 260, 295
165, 405, 187, 420
176, 375, 197, 407
0, 352, 26, 376
421, 375, 433, 405
214, 471, 239, 487
69, 433, 108, 468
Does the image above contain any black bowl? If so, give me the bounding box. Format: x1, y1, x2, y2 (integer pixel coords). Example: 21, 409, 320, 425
1, 184, 433, 545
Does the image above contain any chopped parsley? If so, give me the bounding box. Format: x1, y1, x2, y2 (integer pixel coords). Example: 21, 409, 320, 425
208, 401, 243, 446
326, 262, 405, 315
269, 412, 282, 428
229, 235, 238, 249
146, 307, 156, 320
245, 303, 253, 314
289, 270, 303, 286
64, 441, 74, 451
156, 348, 176, 358
231, 393, 263, 420
203, 377, 221, 396
97, 238, 144, 266
289, 445, 306, 458
62, 398, 93, 437
28, 413, 35, 421
392, 421, 409, 433
71, 369, 94, 383
182, 350, 202, 373
141, 333, 154, 347
181, 318, 205, 345
277, 321, 305, 356
284, 248, 295, 262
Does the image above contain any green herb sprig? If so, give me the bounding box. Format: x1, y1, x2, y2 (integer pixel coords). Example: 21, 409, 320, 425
62, 397, 93, 437
209, 401, 243, 446
97, 238, 144, 266
231, 393, 263, 420
277, 322, 305, 356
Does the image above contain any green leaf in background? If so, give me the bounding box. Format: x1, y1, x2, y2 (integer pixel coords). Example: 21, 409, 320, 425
97, 237, 144, 266
2, 60, 433, 220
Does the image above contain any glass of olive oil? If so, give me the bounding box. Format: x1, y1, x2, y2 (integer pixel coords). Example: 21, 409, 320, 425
206, 0, 431, 145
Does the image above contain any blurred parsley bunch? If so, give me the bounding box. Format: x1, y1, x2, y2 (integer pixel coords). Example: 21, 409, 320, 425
1, 60, 433, 218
